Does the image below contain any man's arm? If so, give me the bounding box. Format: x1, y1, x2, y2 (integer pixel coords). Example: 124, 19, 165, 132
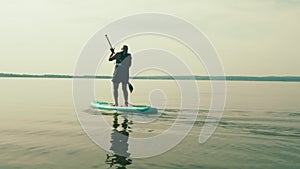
109, 52, 116, 61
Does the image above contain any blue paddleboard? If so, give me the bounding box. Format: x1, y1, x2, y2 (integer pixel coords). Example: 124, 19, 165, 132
91, 100, 157, 113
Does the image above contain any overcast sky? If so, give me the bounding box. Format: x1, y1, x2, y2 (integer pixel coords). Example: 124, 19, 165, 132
1, 0, 299, 76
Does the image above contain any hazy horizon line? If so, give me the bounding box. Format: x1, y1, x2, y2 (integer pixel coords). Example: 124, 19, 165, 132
0, 73, 300, 82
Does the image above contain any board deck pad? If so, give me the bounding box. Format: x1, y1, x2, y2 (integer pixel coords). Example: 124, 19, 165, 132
91, 100, 158, 113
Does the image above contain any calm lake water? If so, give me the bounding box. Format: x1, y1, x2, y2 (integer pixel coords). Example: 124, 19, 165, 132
0, 79, 299, 169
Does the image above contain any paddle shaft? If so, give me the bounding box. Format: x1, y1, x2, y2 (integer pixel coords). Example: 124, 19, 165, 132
105, 34, 113, 49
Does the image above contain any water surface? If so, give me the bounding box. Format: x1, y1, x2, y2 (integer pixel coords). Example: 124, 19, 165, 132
0, 79, 299, 168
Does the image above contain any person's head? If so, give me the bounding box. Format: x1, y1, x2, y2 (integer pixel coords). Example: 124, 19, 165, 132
121, 45, 128, 53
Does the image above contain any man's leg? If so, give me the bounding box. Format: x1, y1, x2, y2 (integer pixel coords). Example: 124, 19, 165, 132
113, 82, 119, 106
121, 82, 128, 106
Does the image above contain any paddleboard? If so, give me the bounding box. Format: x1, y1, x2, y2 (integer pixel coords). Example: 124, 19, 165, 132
91, 100, 157, 113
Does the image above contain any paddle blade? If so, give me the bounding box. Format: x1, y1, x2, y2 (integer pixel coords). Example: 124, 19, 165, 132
128, 83, 134, 93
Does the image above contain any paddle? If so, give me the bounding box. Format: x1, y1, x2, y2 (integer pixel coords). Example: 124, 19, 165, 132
105, 34, 134, 93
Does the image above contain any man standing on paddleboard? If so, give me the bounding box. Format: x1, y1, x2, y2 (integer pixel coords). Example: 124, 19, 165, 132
109, 45, 132, 107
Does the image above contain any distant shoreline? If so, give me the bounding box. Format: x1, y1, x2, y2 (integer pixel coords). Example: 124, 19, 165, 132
0, 73, 299, 82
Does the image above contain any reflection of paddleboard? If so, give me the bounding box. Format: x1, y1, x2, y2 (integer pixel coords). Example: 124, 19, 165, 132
91, 100, 158, 113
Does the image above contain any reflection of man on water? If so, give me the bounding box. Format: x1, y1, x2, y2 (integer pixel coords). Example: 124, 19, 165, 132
109, 45, 132, 107
106, 113, 132, 169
